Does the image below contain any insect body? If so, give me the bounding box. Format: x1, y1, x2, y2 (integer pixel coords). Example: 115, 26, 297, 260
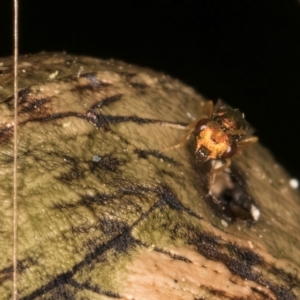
165, 100, 258, 173
194, 100, 256, 163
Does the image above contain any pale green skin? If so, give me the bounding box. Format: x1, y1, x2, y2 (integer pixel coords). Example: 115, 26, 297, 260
0, 53, 299, 299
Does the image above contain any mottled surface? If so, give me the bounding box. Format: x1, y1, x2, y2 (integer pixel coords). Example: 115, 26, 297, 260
0, 53, 299, 299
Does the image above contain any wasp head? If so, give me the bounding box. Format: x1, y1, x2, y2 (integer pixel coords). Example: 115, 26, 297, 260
194, 118, 237, 162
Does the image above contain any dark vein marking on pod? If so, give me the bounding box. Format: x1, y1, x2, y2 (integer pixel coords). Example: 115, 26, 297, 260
0, 125, 13, 144
20, 97, 51, 113
179, 225, 296, 300
134, 148, 182, 166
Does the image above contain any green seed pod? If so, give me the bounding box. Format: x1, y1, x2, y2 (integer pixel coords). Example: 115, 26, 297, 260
0, 53, 299, 300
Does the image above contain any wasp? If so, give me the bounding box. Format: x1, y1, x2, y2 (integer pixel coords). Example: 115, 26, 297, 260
164, 100, 258, 174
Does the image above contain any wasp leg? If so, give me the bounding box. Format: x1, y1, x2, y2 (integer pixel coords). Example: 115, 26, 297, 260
228, 129, 247, 136
209, 158, 231, 185
163, 118, 201, 151
237, 136, 258, 150
180, 100, 214, 129
160, 100, 213, 131
209, 173, 217, 186
212, 158, 231, 173
159, 122, 187, 130
163, 126, 195, 151
205, 100, 214, 119
162, 100, 213, 151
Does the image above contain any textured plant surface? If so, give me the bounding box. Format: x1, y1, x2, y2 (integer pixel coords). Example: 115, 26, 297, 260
0, 53, 299, 299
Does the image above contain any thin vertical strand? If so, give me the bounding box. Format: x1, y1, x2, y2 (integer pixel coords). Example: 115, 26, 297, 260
13, 0, 19, 299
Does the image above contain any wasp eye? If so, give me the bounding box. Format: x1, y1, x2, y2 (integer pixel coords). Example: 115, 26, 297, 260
194, 118, 209, 135
222, 142, 237, 158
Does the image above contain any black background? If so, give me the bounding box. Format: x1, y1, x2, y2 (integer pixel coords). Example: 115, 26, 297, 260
1, 0, 300, 180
